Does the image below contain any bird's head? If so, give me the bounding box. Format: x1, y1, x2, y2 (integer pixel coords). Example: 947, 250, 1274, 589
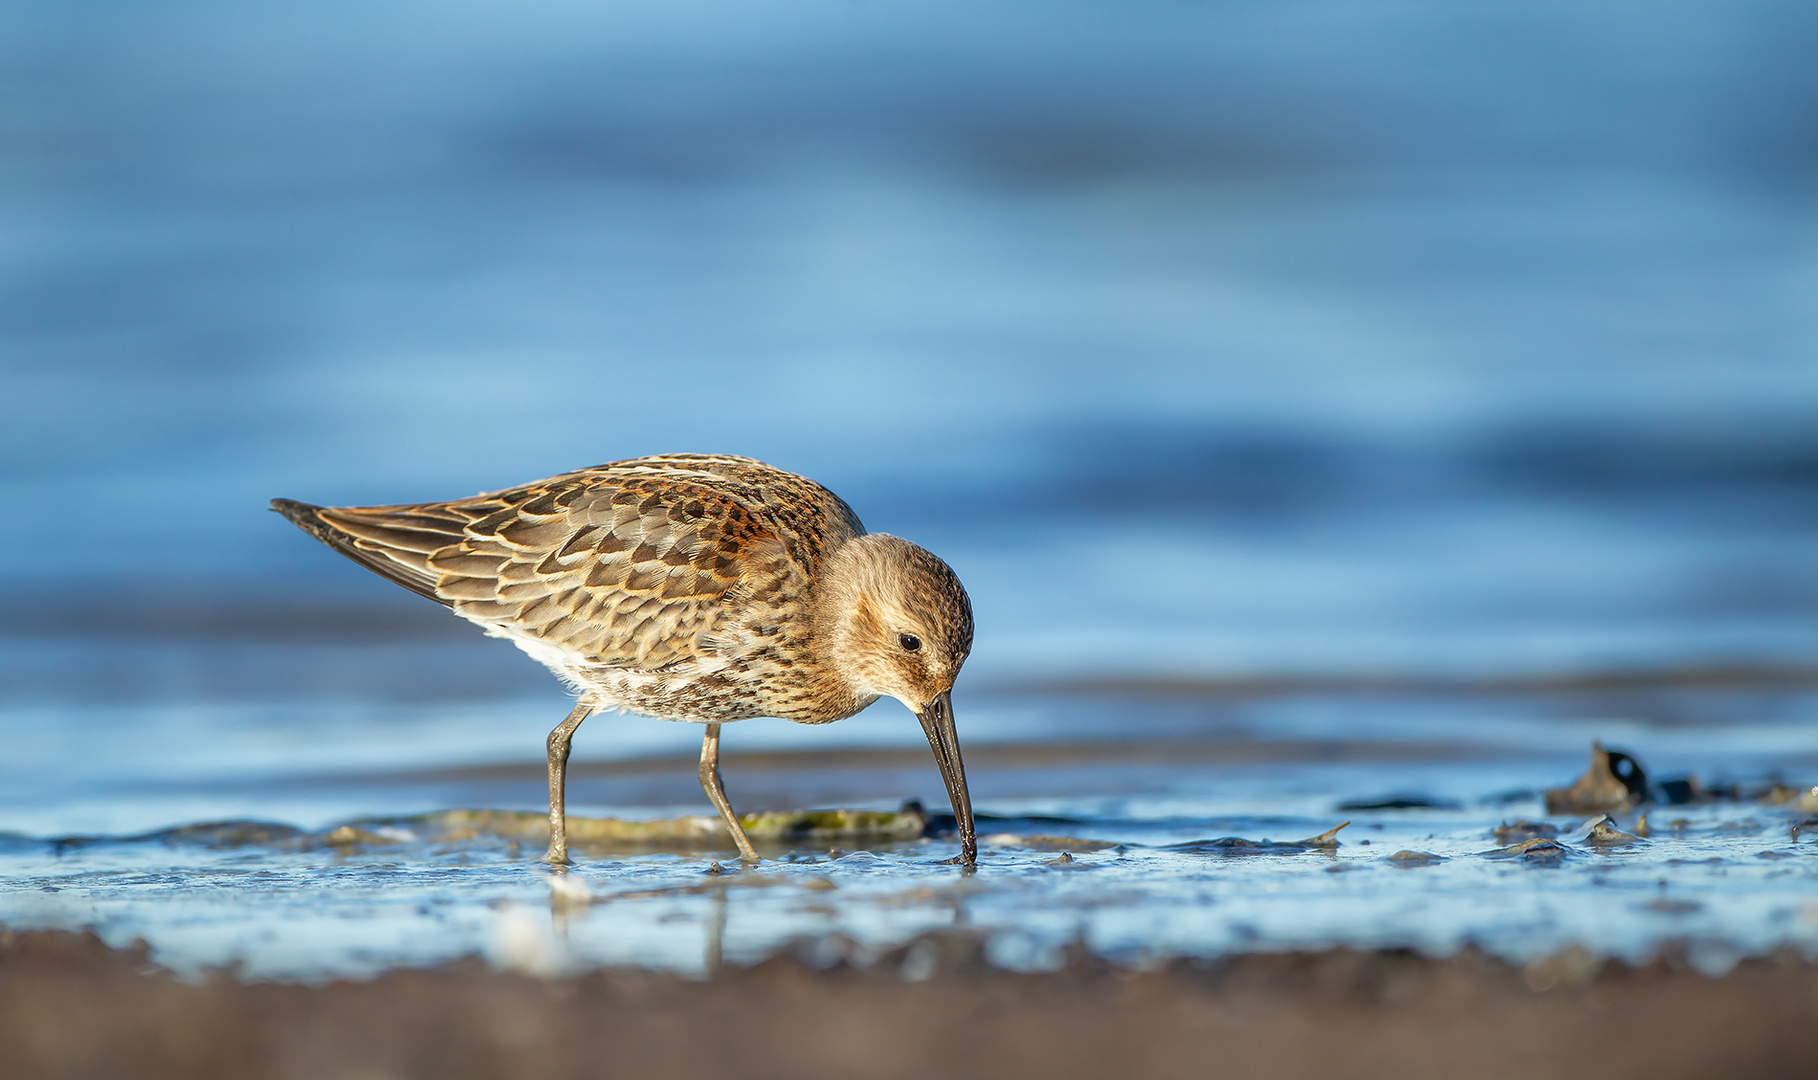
823, 534, 973, 709
821, 533, 976, 863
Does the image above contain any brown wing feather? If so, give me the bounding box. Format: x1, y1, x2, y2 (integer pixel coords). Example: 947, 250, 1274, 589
437, 475, 761, 669
274, 455, 864, 674
270, 498, 464, 603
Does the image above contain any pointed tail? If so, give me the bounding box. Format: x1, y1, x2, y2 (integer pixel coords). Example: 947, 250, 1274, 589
269, 497, 449, 604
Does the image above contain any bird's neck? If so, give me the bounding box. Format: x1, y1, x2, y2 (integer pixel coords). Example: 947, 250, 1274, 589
804, 534, 891, 719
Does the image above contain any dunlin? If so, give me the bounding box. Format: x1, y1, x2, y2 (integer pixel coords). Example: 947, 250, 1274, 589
273, 454, 976, 865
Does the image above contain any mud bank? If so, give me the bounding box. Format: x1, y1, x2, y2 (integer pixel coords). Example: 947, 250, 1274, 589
4, 929, 1815, 1080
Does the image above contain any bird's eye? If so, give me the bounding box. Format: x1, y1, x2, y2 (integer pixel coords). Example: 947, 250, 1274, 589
898, 633, 922, 652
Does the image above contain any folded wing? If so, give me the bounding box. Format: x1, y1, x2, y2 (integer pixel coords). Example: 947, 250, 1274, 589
273, 467, 787, 672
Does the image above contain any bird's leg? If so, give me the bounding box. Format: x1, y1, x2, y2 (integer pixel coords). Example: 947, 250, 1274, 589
543, 702, 594, 865
698, 723, 759, 863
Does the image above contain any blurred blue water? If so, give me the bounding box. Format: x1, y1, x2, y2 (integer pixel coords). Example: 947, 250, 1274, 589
5, 0, 1816, 672
2, 0, 1817, 827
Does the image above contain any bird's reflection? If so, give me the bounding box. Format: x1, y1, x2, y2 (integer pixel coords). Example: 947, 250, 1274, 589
705, 884, 729, 976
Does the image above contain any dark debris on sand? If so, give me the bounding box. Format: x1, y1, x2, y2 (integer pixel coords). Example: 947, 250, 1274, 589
1543, 740, 1817, 816
4, 929, 1817, 1080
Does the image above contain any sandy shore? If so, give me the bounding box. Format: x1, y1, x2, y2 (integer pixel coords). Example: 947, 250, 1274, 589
4, 929, 1815, 1080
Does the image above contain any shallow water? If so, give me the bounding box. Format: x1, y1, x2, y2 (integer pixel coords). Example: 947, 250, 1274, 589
4, 788, 1815, 982
4, 682, 1815, 979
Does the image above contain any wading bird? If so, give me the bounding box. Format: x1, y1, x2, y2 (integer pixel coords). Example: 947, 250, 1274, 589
273, 454, 976, 866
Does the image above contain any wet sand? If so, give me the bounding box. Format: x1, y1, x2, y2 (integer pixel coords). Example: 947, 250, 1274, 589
4, 929, 1815, 1080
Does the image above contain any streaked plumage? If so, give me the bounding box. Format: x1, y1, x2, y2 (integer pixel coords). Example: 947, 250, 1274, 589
273, 453, 976, 865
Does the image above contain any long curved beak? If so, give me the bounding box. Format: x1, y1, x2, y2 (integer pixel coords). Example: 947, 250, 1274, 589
916, 689, 976, 865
